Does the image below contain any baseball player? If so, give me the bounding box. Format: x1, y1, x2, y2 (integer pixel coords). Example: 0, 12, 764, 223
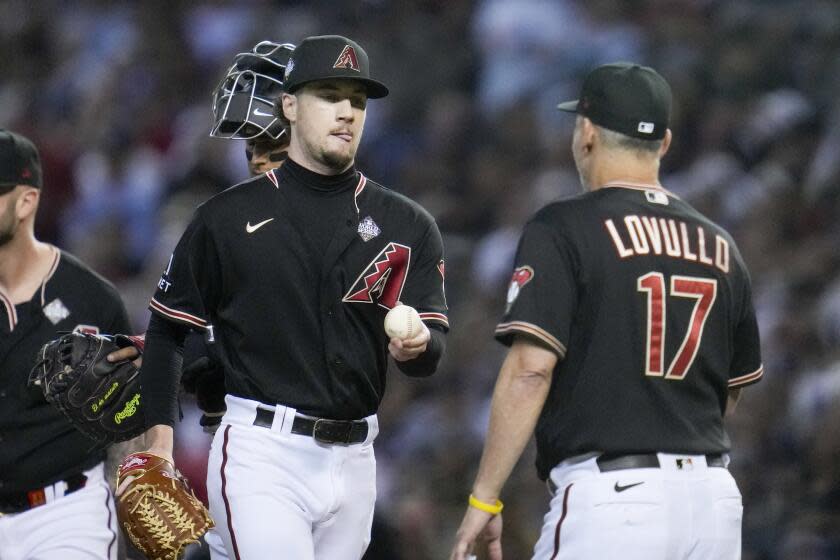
450, 63, 763, 560
0, 130, 131, 559
132, 35, 448, 560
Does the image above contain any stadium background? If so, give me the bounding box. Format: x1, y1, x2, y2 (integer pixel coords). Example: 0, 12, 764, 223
2, 0, 839, 558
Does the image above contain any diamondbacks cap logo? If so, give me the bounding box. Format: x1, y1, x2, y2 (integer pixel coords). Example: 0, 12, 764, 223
334, 44, 360, 72
505, 266, 534, 312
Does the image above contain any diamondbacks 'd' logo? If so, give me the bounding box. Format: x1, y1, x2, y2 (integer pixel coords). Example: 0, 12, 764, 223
343, 243, 411, 309
505, 266, 534, 312
333, 45, 360, 71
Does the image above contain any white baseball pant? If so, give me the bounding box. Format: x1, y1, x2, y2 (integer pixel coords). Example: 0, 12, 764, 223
0, 463, 117, 560
206, 395, 378, 560
532, 453, 742, 560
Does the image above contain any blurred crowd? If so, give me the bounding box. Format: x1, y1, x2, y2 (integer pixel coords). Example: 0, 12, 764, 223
2, 0, 839, 558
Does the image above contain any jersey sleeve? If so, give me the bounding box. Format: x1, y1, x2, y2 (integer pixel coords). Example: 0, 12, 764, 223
400, 220, 449, 330
149, 209, 221, 331
495, 219, 576, 357
727, 283, 763, 388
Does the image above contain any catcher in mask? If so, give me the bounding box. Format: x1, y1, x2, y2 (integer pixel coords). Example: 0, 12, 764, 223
0, 129, 131, 559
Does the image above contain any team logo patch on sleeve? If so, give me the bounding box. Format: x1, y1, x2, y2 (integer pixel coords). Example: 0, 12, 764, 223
505, 266, 534, 312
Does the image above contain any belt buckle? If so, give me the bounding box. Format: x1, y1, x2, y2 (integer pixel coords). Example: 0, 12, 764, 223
313, 419, 352, 444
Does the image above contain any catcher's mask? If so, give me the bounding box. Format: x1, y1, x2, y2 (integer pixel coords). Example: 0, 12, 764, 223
211, 41, 295, 141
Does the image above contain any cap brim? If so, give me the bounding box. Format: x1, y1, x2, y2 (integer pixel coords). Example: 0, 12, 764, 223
556, 99, 579, 112
288, 76, 389, 99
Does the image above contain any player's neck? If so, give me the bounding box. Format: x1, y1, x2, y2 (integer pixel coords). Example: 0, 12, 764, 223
0, 234, 54, 303
588, 152, 662, 191
285, 143, 354, 177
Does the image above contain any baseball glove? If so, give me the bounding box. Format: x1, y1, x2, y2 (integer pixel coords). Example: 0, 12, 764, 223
117, 452, 214, 560
29, 332, 145, 447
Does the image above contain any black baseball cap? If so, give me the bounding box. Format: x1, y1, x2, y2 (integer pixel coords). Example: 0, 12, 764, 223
0, 129, 42, 194
557, 62, 671, 140
283, 35, 389, 99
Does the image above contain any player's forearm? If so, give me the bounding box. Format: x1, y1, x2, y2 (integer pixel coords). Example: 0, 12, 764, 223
471, 344, 553, 501
725, 388, 741, 416
141, 313, 188, 428
144, 425, 175, 461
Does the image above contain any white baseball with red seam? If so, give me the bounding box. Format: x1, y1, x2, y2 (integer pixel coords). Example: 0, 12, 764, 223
384, 304, 422, 339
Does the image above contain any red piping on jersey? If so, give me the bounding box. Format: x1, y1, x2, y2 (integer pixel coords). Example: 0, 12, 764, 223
729, 365, 764, 387
419, 312, 449, 328
104, 482, 116, 559
221, 425, 242, 560
353, 174, 367, 214
550, 482, 574, 560
149, 298, 208, 329
0, 290, 15, 331
266, 168, 279, 188
40, 246, 60, 306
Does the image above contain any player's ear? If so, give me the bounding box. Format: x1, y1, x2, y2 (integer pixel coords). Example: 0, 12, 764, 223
16, 187, 39, 221
659, 129, 672, 158
580, 117, 596, 153
280, 93, 297, 125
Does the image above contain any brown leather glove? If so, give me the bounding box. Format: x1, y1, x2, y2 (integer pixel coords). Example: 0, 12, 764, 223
116, 452, 214, 560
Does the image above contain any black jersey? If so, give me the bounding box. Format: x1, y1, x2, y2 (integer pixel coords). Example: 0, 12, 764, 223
0, 249, 130, 493
495, 183, 763, 480
148, 163, 448, 421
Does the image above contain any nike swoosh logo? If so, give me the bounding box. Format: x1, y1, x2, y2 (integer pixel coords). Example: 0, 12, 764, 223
253, 108, 274, 117
614, 481, 645, 493
246, 218, 274, 233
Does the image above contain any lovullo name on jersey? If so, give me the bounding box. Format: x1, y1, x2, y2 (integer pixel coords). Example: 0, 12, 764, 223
605, 215, 730, 273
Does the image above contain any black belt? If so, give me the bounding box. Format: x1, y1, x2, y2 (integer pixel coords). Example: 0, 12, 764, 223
0, 474, 87, 514
253, 407, 368, 445
597, 453, 726, 472
547, 453, 726, 495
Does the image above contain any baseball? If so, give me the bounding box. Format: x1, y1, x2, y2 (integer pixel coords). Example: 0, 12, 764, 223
384, 304, 422, 340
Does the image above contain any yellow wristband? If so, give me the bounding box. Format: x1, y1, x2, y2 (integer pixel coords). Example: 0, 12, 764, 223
469, 494, 504, 515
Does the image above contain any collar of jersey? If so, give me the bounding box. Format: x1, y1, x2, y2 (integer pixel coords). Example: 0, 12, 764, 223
278, 158, 358, 193
600, 180, 678, 198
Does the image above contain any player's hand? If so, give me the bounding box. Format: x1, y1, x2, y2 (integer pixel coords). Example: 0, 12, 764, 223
107, 345, 141, 368
450, 508, 503, 560
388, 320, 430, 362
117, 426, 174, 497
116, 446, 175, 497
106, 334, 145, 368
